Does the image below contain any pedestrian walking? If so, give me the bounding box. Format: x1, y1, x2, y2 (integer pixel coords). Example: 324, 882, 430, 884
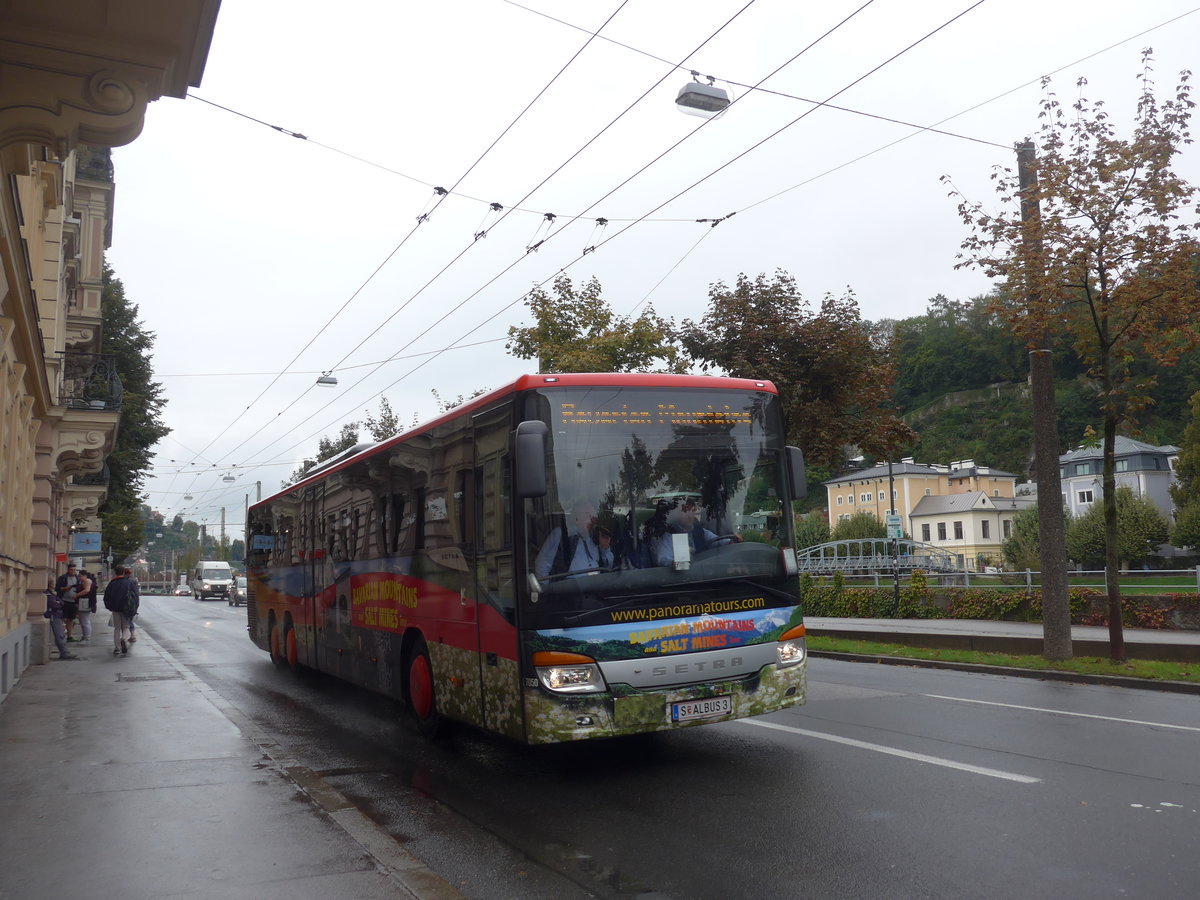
43, 579, 79, 660
75, 569, 97, 644
55, 562, 80, 641
102, 566, 139, 655
127, 570, 140, 642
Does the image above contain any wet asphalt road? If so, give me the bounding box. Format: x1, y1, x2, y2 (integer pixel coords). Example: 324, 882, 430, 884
140, 594, 1200, 900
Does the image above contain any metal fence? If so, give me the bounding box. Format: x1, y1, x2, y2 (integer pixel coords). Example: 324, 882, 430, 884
806, 568, 1200, 595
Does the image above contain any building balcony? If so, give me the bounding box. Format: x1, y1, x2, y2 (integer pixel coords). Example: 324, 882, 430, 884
59, 352, 123, 411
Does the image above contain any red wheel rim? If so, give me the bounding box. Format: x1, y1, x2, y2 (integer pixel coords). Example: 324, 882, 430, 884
410, 653, 434, 720
270, 627, 280, 660
285, 629, 298, 667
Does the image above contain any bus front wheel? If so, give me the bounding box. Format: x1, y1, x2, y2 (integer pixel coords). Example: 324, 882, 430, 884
406, 638, 444, 737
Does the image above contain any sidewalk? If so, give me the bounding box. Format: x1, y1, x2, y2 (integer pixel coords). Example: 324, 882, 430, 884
805, 617, 1200, 662
805, 617, 1200, 693
0, 618, 463, 900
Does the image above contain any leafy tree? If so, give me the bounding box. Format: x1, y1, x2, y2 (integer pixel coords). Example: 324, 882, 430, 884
893, 293, 1029, 410
285, 422, 361, 487
507, 274, 685, 373
948, 57, 1199, 659
1167, 388, 1200, 550
1170, 501, 1200, 551
98, 265, 171, 566
678, 271, 913, 467
363, 397, 402, 442
430, 387, 489, 413
831, 511, 887, 541
795, 512, 831, 549
1065, 487, 1170, 567
1001, 507, 1042, 570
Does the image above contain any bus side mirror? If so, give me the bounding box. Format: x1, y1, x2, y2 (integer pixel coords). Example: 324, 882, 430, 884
514, 421, 548, 498
786, 445, 807, 500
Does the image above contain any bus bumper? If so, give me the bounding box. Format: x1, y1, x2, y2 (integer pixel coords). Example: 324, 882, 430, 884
523, 661, 807, 744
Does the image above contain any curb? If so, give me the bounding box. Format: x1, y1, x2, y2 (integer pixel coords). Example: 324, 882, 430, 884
808, 650, 1200, 694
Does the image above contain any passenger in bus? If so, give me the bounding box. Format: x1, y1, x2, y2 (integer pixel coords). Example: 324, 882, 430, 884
534, 500, 615, 579
653, 499, 739, 566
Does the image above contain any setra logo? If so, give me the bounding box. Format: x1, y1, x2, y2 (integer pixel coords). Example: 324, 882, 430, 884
649, 656, 743, 678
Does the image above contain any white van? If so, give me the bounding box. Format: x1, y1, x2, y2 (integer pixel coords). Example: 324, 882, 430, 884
191, 560, 234, 601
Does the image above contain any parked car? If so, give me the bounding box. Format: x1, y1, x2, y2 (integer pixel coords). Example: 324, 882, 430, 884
228, 575, 248, 607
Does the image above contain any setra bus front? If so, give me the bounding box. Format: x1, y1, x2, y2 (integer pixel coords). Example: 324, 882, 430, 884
513, 377, 808, 743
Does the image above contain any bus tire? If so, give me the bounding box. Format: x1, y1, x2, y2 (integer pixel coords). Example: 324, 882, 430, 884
268, 617, 286, 667
284, 621, 299, 669
406, 637, 444, 737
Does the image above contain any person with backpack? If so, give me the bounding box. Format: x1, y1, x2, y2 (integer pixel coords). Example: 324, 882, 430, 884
102, 567, 139, 655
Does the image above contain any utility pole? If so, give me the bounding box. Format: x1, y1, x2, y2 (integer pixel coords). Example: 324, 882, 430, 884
888, 458, 900, 615
1017, 141, 1074, 661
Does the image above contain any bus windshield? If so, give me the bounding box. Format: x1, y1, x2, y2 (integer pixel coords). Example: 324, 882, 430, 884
524, 385, 791, 614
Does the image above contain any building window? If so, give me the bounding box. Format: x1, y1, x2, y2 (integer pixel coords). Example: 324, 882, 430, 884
953, 521, 963, 540
878, 491, 885, 501
1003, 519, 1012, 538
1115, 459, 1129, 473
837, 496, 843, 505
982, 520, 990, 539
1074, 463, 1089, 475
921, 523, 930, 542
1078, 490, 1094, 504
860, 492, 872, 503
937, 522, 947, 541
848, 494, 854, 504
924, 488, 932, 496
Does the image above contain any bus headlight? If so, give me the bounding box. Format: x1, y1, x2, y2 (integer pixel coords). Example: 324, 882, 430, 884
532, 651, 607, 694
776, 624, 807, 667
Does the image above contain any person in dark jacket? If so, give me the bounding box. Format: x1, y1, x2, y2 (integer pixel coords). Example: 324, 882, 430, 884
102, 567, 138, 655
55, 563, 80, 641
44, 579, 78, 660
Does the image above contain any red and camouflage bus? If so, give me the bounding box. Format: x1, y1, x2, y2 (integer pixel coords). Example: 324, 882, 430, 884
246, 373, 808, 743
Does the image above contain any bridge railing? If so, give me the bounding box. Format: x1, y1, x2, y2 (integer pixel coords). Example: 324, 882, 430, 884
796, 539, 961, 575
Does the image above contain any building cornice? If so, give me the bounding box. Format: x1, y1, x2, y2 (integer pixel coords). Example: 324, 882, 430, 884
0, 1, 221, 154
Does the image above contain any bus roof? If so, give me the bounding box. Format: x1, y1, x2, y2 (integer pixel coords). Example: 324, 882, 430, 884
253, 373, 778, 509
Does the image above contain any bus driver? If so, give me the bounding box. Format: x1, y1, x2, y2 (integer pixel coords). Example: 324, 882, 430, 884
534, 500, 615, 579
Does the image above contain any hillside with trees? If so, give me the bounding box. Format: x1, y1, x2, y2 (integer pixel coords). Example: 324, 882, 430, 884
888, 292, 1200, 478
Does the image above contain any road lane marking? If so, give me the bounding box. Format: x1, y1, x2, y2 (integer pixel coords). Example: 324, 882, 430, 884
922, 694, 1200, 732
740, 719, 1042, 783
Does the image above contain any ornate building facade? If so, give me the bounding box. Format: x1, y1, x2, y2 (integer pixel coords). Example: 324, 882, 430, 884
1, 2, 220, 694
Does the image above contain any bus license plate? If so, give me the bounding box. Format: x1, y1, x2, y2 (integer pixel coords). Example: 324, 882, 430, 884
672, 696, 732, 722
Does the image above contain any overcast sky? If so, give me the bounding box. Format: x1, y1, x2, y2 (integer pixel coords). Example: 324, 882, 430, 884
105, 0, 1200, 536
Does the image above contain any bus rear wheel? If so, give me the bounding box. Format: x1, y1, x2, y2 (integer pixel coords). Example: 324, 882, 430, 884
406, 637, 444, 737
269, 619, 286, 667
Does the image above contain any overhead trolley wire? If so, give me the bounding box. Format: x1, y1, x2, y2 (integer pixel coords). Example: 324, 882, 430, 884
200, 1, 772, 482
151, 4, 1200, 516
347, 0, 995, 395
159, 0, 635, 492
222, 1, 896, 476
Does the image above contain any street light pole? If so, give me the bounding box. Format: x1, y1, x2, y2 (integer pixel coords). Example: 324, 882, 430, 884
888, 459, 900, 615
